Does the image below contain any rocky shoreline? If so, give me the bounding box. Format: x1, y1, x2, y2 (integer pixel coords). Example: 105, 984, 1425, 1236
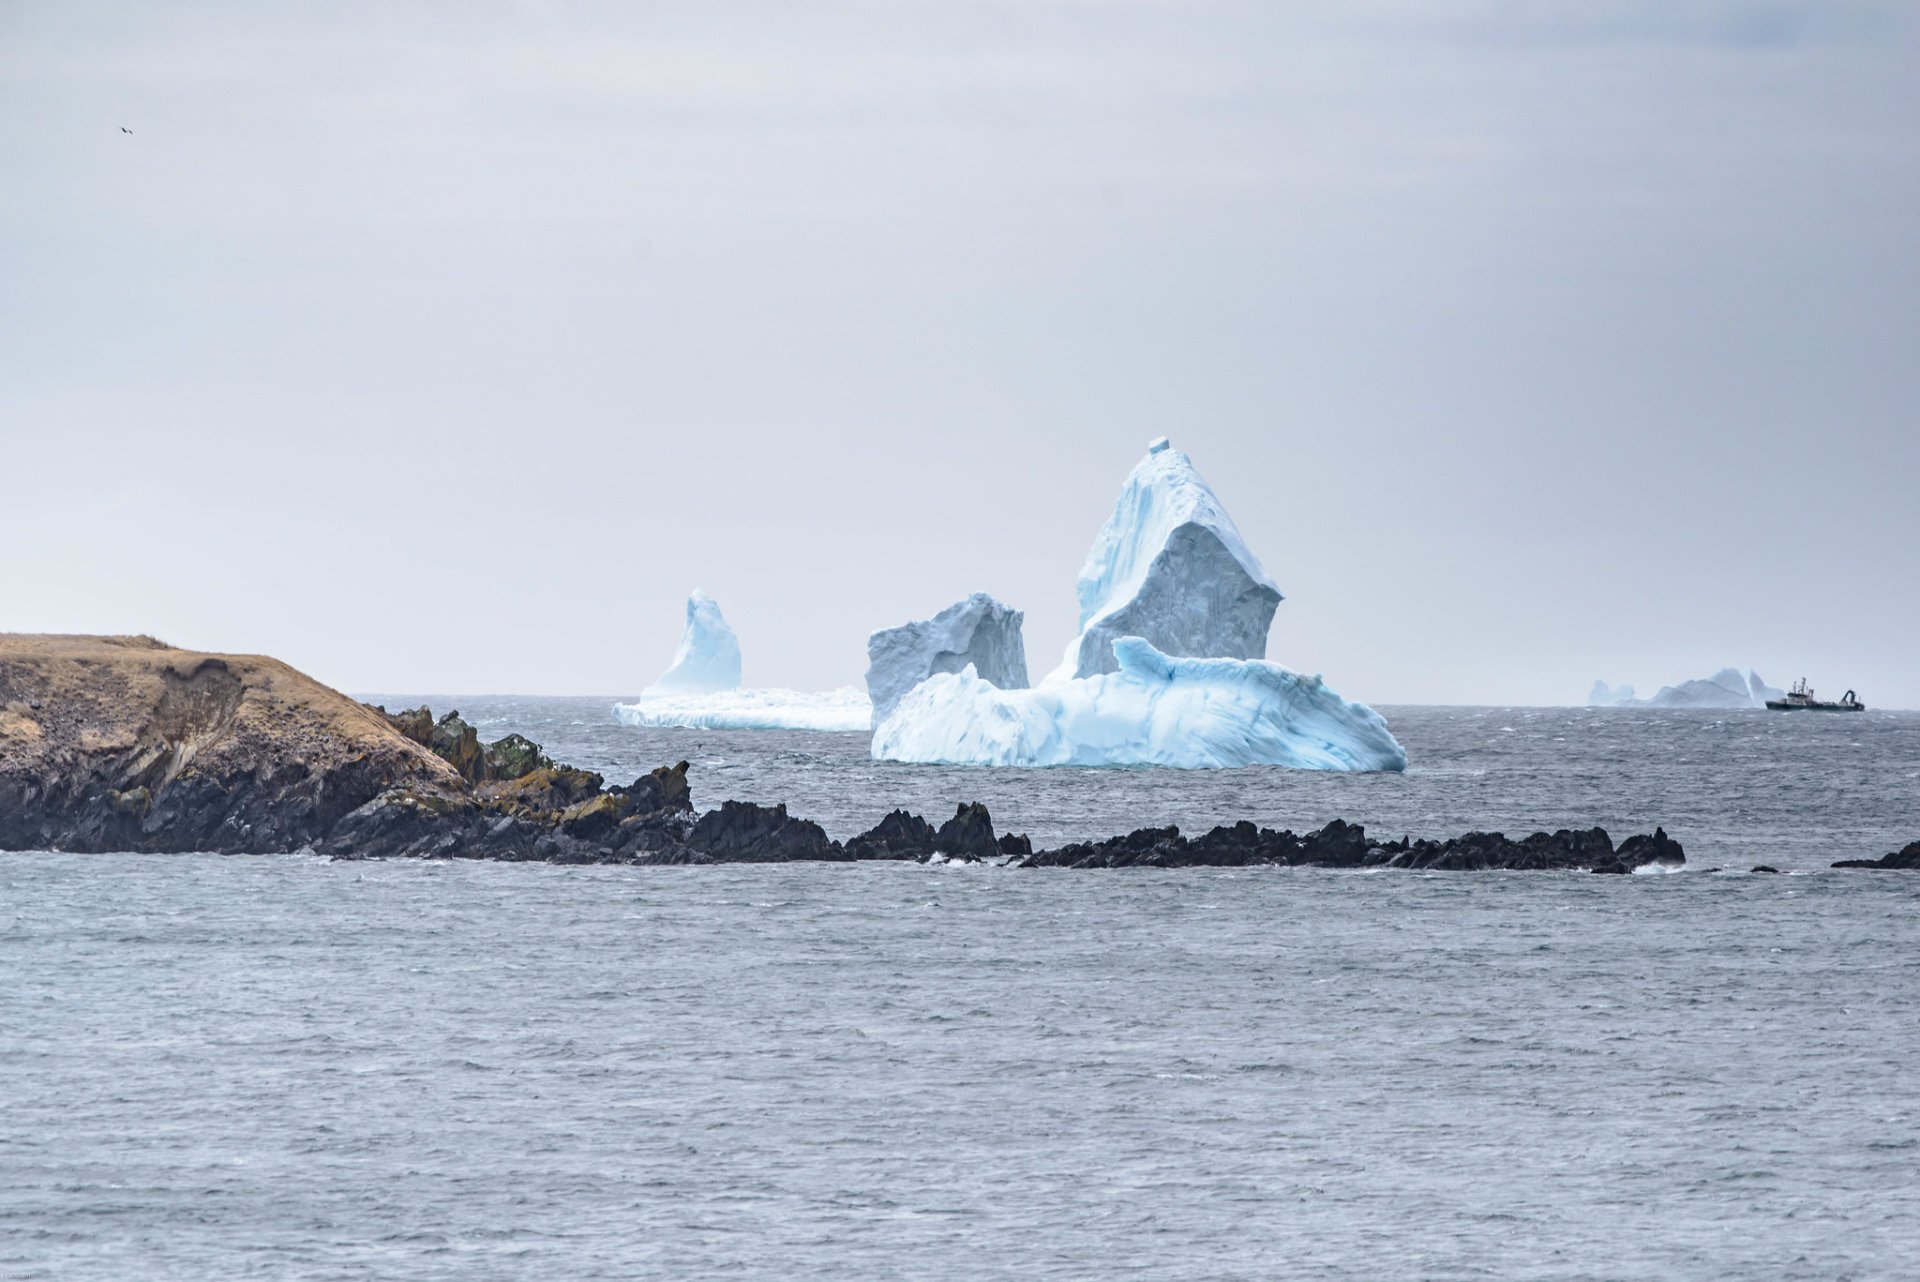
2, 635, 1910, 872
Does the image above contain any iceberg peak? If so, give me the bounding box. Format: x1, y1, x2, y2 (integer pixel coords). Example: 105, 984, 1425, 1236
1048, 440, 1283, 682
865, 593, 1029, 727
645, 590, 742, 697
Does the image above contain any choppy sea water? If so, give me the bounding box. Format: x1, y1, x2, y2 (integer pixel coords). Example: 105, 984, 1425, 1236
4, 703, 1918, 1280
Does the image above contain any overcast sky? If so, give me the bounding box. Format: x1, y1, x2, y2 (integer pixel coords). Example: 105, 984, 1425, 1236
4, 0, 1916, 706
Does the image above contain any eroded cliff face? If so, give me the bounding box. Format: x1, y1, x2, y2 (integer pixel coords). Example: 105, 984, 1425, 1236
0, 635, 458, 853
0, 634, 704, 860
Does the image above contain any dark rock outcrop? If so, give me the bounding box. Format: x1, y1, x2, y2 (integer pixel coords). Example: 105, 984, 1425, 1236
685, 801, 838, 863
844, 809, 937, 861
1833, 841, 1920, 871
1015, 821, 1681, 872
934, 802, 998, 861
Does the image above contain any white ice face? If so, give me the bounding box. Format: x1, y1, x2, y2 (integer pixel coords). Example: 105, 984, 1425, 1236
614, 687, 870, 733
644, 589, 743, 697
1047, 437, 1283, 684
873, 637, 1406, 771
864, 592, 1030, 727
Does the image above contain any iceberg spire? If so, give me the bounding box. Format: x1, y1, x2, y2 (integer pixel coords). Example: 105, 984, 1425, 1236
645, 590, 742, 697
1047, 438, 1283, 683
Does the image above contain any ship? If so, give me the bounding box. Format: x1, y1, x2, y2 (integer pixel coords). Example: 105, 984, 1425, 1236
1765, 678, 1865, 712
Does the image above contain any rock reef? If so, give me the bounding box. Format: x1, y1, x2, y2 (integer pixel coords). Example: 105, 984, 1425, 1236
0, 633, 1737, 873
1832, 841, 1920, 871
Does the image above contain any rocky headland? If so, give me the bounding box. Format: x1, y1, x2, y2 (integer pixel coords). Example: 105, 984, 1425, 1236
5, 633, 1897, 873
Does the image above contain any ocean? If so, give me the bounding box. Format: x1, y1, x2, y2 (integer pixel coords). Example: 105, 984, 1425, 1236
3, 703, 1917, 1279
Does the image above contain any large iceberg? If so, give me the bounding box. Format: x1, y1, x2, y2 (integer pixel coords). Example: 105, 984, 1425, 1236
614, 687, 871, 733
865, 593, 1030, 727
1589, 668, 1784, 709
872, 439, 1402, 771
873, 638, 1407, 770
1048, 437, 1282, 682
645, 590, 741, 697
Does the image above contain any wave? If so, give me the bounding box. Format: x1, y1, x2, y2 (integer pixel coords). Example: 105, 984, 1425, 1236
611, 687, 871, 733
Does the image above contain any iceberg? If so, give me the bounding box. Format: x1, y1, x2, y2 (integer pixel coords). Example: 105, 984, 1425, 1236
645, 590, 741, 697
614, 687, 871, 733
1048, 437, 1282, 683
1588, 680, 1635, 706
872, 438, 1403, 772
1589, 668, 1785, 708
865, 593, 1030, 727
872, 638, 1406, 771
619, 589, 869, 731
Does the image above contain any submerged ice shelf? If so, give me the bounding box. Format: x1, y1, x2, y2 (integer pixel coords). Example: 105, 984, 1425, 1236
614, 688, 871, 733
872, 638, 1406, 771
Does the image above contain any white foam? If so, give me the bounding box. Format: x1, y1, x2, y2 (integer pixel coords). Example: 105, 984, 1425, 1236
613, 687, 871, 733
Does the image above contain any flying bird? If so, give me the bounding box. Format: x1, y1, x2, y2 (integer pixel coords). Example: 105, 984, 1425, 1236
120, 126, 131, 134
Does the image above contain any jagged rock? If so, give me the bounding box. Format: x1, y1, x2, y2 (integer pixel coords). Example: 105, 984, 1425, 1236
1751, 865, 1782, 874
382, 705, 435, 746
1833, 840, 1920, 870
1616, 827, 1686, 868
997, 832, 1032, 857
865, 594, 1030, 726
844, 809, 937, 861
615, 761, 691, 818
480, 765, 605, 814
559, 793, 621, 838
483, 733, 551, 781
685, 801, 838, 862
934, 802, 998, 861
429, 712, 486, 783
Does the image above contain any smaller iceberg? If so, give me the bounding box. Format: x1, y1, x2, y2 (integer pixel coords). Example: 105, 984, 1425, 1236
617, 589, 870, 731
872, 637, 1406, 771
646, 590, 741, 697
1589, 668, 1784, 709
614, 688, 871, 733
865, 593, 1030, 727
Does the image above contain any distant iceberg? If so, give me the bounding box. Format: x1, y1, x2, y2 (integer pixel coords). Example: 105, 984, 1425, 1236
646, 590, 741, 697
618, 589, 869, 731
873, 638, 1406, 770
874, 439, 1402, 771
1589, 668, 1784, 709
866, 593, 1029, 727
614, 687, 870, 733
1048, 437, 1281, 682
1588, 680, 1635, 706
